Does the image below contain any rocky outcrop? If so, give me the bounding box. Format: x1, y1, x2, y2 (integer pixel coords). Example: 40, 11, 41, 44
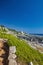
0, 39, 17, 65
29, 62, 33, 65
0, 39, 9, 65
8, 46, 17, 65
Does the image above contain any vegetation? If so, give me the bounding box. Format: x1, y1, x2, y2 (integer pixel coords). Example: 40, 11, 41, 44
0, 26, 7, 32
0, 31, 43, 65
8, 28, 19, 34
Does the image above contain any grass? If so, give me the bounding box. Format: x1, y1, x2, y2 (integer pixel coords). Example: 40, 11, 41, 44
0, 32, 43, 65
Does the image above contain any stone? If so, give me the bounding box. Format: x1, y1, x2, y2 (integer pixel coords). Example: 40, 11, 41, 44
0, 62, 3, 65
8, 54, 17, 59
9, 59, 17, 65
29, 62, 33, 65
0, 49, 5, 56
0, 39, 9, 65
0, 57, 4, 62
8, 46, 17, 65
9, 46, 16, 53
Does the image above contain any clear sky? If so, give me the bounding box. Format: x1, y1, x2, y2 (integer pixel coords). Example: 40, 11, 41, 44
0, 0, 43, 33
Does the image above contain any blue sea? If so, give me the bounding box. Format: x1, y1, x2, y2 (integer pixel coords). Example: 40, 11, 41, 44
33, 34, 43, 37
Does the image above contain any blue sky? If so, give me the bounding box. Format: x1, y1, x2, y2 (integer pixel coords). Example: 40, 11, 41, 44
0, 0, 43, 33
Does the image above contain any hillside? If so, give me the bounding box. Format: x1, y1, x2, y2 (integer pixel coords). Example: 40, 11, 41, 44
0, 31, 43, 65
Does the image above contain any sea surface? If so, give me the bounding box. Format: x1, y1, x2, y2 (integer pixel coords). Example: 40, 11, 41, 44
33, 34, 43, 37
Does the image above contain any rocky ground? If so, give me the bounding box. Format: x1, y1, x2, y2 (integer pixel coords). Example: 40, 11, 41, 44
0, 39, 9, 65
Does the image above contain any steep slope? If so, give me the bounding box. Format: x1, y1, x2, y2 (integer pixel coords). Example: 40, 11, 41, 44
0, 32, 43, 65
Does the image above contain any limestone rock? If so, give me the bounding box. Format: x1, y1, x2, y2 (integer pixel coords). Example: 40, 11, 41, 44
9, 46, 16, 53
29, 62, 33, 65
9, 59, 17, 65
8, 54, 17, 59
8, 46, 17, 65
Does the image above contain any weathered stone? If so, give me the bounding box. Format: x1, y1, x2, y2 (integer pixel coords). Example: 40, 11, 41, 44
29, 62, 33, 65
0, 49, 5, 56
9, 59, 17, 65
0, 62, 3, 65
0, 39, 9, 65
0, 57, 4, 62
8, 54, 17, 59
9, 46, 16, 53
8, 46, 17, 65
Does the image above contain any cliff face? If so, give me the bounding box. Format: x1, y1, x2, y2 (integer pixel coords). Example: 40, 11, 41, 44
0, 39, 9, 65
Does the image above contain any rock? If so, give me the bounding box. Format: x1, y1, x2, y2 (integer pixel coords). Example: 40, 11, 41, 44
0, 57, 4, 62
0, 49, 5, 56
8, 46, 17, 65
9, 59, 17, 65
8, 54, 17, 59
0, 39, 9, 65
29, 62, 33, 65
9, 46, 16, 53
0, 62, 3, 65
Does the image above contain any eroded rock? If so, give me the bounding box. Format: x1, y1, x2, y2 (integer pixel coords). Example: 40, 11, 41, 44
8, 46, 17, 65
0, 39, 9, 65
